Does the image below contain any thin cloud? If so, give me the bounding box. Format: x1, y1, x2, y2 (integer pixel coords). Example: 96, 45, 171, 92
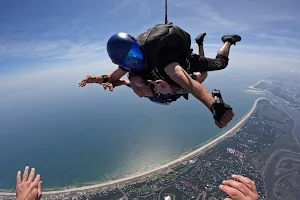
169, 0, 299, 34
192, 43, 300, 58
0, 13, 108, 62
253, 33, 300, 45
111, 0, 141, 13
169, 0, 251, 31
167, 0, 300, 69
196, 4, 237, 28
248, 14, 296, 23
0, 40, 107, 61
189, 42, 300, 73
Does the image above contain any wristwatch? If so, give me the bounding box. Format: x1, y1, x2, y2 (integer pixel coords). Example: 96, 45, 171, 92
102, 75, 109, 83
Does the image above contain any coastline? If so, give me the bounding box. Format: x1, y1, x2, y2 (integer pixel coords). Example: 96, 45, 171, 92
247, 72, 272, 90
0, 97, 265, 196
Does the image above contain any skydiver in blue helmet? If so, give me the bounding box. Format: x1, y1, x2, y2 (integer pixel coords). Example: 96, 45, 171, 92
80, 33, 207, 105
100, 33, 209, 105
79, 23, 241, 128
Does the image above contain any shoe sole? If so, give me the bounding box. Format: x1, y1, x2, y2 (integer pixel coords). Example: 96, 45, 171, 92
222, 35, 241, 43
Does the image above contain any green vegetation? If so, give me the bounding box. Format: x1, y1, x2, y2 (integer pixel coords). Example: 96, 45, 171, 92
161, 174, 179, 182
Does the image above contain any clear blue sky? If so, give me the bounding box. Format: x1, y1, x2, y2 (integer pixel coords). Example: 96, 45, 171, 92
0, 0, 299, 76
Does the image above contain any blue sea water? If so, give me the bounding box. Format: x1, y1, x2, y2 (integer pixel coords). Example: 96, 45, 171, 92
0, 66, 270, 191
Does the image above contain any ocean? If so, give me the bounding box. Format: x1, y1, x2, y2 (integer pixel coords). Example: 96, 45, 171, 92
0, 66, 270, 191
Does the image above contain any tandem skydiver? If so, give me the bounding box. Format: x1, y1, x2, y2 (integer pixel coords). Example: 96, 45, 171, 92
79, 23, 241, 128
103, 33, 209, 101
79, 33, 208, 105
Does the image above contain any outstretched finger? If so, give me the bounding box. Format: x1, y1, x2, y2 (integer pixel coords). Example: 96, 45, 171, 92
22, 166, 29, 182
232, 174, 257, 192
222, 180, 250, 197
27, 168, 35, 183
108, 84, 114, 91
33, 174, 41, 186
16, 171, 21, 185
38, 181, 43, 199
219, 184, 246, 200
103, 84, 108, 90
79, 80, 86, 86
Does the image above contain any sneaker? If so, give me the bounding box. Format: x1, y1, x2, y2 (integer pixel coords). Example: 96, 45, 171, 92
195, 33, 206, 45
221, 34, 241, 45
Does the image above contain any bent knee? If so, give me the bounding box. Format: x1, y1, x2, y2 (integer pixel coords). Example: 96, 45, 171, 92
216, 54, 229, 69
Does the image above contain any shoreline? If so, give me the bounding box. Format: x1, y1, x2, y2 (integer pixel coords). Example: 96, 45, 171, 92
0, 97, 265, 196
247, 72, 272, 90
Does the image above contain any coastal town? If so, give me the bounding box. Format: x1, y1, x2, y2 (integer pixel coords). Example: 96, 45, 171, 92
1, 77, 300, 200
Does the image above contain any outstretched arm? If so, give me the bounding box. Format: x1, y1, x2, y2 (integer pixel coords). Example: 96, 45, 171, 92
109, 66, 128, 82
79, 66, 127, 87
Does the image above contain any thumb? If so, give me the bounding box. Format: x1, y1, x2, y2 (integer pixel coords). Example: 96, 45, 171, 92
156, 80, 167, 85
147, 80, 157, 85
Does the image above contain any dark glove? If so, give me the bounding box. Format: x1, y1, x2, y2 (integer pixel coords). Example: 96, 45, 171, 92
210, 89, 232, 123
211, 103, 232, 123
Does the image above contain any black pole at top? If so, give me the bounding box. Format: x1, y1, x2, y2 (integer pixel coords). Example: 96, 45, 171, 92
165, 0, 168, 24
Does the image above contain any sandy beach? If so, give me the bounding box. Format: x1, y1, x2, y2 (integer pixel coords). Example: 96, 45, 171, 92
0, 97, 265, 196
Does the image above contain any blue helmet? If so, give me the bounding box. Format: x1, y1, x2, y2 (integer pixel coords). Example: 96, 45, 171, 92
107, 32, 145, 71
